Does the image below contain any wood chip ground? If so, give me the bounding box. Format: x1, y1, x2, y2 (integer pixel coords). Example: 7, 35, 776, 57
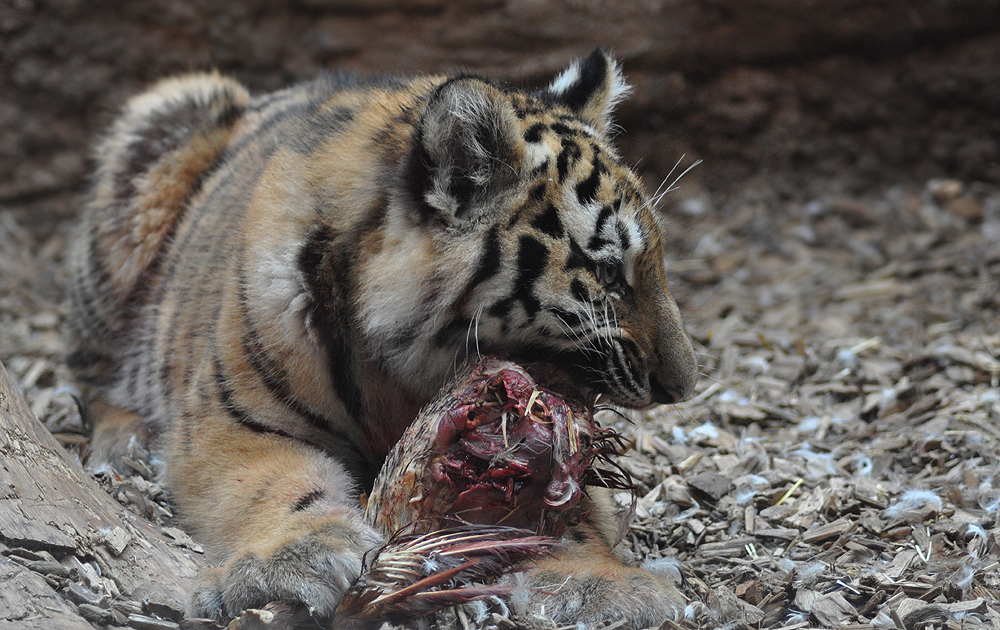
1, 177, 998, 629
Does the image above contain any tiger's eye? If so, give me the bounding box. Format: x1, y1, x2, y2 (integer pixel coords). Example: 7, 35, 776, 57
597, 259, 622, 288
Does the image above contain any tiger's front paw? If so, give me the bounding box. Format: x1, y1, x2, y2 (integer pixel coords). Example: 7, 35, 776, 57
508, 562, 685, 630
190, 514, 383, 622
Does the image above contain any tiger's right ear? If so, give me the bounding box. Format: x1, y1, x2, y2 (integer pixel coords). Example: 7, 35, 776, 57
544, 48, 630, 136
408, 79, 524, 222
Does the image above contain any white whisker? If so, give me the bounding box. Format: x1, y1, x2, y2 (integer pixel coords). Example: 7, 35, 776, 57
653, 157, 702, 210
473, 307, 482, 358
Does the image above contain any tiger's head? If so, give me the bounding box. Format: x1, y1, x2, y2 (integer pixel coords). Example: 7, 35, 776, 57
366, 49, 697, 409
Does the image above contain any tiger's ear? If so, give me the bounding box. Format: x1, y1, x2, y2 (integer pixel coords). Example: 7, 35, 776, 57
412, 79, 524, 222
544, 48, 630, 135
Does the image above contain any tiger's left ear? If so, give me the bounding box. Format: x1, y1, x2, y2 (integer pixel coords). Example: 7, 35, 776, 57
544, 48, 631, 135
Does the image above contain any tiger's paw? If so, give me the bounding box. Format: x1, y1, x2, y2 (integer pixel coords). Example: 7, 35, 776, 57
507, 561, 686, 630
190, 515, 383, 622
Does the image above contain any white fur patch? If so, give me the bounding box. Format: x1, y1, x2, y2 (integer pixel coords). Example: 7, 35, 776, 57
251, 251, 317, 346
548, 62, 582, 95
622, 217, 643, 285
524, 141, 551, 172
603, 59, 632, 120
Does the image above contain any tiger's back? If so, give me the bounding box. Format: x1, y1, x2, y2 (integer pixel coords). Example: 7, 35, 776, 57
69, 50, 697, 626
70, 72, 450, 482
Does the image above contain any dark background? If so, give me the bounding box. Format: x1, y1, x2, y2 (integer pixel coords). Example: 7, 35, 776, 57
2, 0, 999, 230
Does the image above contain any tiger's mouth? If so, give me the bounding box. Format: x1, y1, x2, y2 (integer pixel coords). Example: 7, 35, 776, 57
517, 360, 598, 407
508, 347, 651, 410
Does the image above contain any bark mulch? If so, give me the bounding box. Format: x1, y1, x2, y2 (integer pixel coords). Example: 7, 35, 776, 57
1, 176, 998, 629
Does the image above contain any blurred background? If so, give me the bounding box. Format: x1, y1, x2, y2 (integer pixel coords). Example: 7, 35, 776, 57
2, 0, 998, 227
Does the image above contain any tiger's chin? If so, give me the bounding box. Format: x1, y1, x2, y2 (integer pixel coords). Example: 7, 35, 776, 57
601, 390, 656, 411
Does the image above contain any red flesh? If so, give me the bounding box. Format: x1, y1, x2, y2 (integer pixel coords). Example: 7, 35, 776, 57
416, 359, 599, 535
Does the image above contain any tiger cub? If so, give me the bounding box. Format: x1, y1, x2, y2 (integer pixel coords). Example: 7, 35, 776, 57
68, 49, 698, 626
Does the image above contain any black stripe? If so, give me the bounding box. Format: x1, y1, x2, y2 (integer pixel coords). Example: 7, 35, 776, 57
587, 205, 615, 251
469, 226, 502, 289
373, 115, 406, 149
293, 489, 326, 512
512, 235, 548, 317
608, 342, 628, 391
613, 338, 643, 396
223, 100, 313, 160
220, 320, 378, 489
236, 272, 344, 435
125, 362, 138, 401
214, 355, 294, 439
383, 324, 422, 354
594, 204, 614, 234
576, 165, 601, 205
549, 306, 583, 328
587, 236, 612, 251
297, 216, 378, 423
556, 138, 581, 183
65, 346, 107, 372
289, 106, 357, 154
617, 337, 642, 370
531, 203, 564, 240
432, 316, 473, 348
551, 122, 575, 137
178, 411, 195, 457
506, 208, 523, 229
297, 224, 363, 422
79, 228, 117, 339
524, 123, 547, 143
488, 297, 514, 319
566, 237, 591, 270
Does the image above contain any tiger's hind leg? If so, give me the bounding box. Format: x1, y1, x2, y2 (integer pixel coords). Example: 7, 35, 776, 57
68, 73, 250, 474
69, 72, 250, 347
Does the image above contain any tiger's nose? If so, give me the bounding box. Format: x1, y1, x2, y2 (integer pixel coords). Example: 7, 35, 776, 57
650, 366, 697, 405
650, 376, 683, 405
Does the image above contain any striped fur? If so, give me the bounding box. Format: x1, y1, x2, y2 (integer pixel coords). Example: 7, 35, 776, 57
68, 49, 696, 624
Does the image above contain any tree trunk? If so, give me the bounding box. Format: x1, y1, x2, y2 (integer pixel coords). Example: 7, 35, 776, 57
0, 359, 212, 629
